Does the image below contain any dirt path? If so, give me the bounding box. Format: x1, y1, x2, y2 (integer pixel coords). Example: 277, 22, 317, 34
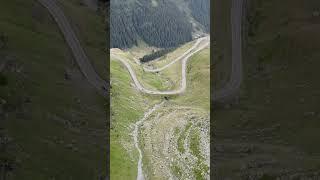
111, 0, 243, 99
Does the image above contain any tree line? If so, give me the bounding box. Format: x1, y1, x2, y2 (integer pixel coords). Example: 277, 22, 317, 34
139, 48, 176, 63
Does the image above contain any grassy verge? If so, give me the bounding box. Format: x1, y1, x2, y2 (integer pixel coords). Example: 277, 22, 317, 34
57, 0, 107, 79
175, 48, 210, 110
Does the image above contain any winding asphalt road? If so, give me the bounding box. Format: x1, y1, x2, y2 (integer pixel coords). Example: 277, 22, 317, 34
111, 37, 210, 95
111, 0, 243, 98
213, 0, 243, 102
39, 0, 242, 179
39, 0, 242, 99
39, 0, 242, 98
38, 0, 108, 97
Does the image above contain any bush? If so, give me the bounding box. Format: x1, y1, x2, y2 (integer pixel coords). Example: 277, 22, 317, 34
0, 73, 8, 86
140, 48, 176, 63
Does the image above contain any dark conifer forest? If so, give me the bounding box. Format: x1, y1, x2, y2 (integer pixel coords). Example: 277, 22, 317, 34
110, 0, 210, 49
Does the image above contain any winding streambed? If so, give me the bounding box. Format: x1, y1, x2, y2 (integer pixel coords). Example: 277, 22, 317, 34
133, 102, 165, 180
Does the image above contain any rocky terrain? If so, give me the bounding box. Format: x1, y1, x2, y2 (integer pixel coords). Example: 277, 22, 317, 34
140, 103, 210, 179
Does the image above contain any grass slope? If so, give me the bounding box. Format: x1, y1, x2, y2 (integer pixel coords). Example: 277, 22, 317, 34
214, 0, 320, 178
56, 0, 107, 78
110, 43, 210, 179
110, 59, 161, 179
0, 0, 106, 179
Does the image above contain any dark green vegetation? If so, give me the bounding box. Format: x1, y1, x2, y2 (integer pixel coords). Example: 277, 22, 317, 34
189, 0, 210, 32
139, 47, 176, 63
0, 0, 106, 179
0, 73, 8, 86
214, 0, 320, 178
110, 0, 209, 49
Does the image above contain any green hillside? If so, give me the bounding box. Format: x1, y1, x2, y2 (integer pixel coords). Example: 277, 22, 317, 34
214, 0, 320, 178
110, 41, 210, 179
0, 0, 107, 179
